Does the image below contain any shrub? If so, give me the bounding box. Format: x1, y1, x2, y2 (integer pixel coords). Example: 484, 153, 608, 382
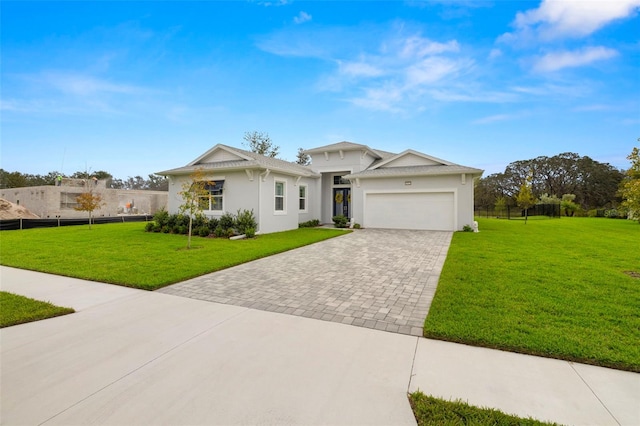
299, 219, 320, 228
153, 209, 169, 228
236, 209, 257, 234
161, 225, 170, 233
605, 209, 619, 218
245, 227, 256, 238
144, 222, 155, 232
226, 228, 235, 238
587, 209, 599, 218
214, 226, 225, 238
332, 215, 348, 228
208, 217, 220, 232
219, 212, 235, 230
462, 224, 474, 232
353, 223, 361, 229
197, 227, 210, 237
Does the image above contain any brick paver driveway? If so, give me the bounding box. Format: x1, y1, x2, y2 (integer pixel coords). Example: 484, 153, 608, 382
159, 229, 453, 336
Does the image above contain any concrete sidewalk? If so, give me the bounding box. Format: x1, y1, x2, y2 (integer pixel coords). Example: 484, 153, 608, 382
1, 266, 639, 425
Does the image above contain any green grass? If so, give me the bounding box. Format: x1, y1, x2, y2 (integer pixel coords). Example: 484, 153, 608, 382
0, 291, 74, 328
424, 217, 640, 372
409, 391, 559, 426
0, 222, 349, 290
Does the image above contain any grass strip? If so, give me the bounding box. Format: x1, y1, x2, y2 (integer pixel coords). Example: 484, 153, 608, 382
424, 217, 640, 372
0, 222, 349, 290
409, 391, 559, 425
0, 291, 74, 328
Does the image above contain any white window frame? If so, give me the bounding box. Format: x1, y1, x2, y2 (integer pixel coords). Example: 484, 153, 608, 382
299, 184, 308, 212
274, 179, 286, 214
199, 180, 224, 213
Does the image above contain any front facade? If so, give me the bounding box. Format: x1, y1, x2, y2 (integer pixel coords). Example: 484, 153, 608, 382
159, 142, 483, 234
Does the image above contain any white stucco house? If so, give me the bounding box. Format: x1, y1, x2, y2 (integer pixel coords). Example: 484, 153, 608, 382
157, 142, 483, 234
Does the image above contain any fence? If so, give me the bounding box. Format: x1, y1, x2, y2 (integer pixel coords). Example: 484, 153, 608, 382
0, 215, 152, 231
475, 203, 561, 219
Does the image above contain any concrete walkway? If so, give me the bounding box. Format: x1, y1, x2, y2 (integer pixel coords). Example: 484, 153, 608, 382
160, 229, 452, 336
2, 266, 638, 425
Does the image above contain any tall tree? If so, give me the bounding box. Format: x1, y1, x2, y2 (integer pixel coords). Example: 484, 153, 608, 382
295, 148, 311, 165
620, 146, 640, 222
243, 131, 279, 158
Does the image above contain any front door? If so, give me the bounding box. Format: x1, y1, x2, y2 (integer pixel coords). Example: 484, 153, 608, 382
333, 188, 350, 218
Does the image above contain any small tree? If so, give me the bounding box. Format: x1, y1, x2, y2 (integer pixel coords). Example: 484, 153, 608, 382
561, 194, 579, 217
179, 169, 211, 249
516, 178, 536, 224
620, 146, 640, 222
74, 191, 105, 229
295, 147, 311, 165
243, 131, 280, 158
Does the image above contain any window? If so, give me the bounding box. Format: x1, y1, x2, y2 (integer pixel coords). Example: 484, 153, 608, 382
199, 181, 224, 211
275, 180, 285, 212
299, 185, 307, 211
333, 175, 350, 185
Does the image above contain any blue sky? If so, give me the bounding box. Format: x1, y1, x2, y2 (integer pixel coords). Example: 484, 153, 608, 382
2, 1, 639, 180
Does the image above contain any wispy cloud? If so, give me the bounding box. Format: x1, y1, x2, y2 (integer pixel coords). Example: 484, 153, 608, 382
533, 46, 618, 72
293, 11, 312, 24
472, 113, 520, 124
500, 0, 640, 43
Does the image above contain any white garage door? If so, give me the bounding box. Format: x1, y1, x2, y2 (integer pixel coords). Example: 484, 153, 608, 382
364, 192, 455, 231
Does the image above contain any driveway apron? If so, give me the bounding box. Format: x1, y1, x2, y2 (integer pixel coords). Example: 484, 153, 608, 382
160, 229, 452, 336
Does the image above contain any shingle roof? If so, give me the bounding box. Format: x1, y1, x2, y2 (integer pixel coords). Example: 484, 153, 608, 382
343, 164, 484, 179
157, 144, 319, 177
303, 141, 386, 160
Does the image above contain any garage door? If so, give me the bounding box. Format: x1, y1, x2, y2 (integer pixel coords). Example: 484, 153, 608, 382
364, 192, 455, 231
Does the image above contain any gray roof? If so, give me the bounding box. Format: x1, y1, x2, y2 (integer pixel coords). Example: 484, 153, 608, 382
157, 144, 319, 178
304, 141, 385, 159
343, 164, 484, 179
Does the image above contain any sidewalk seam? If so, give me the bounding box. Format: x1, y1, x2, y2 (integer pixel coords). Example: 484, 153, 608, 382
569, 362, 621, 426
37, 307, 251, 426
406, 336, 420, 394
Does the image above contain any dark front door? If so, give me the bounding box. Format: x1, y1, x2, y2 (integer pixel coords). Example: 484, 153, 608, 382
333, 188, 350, 218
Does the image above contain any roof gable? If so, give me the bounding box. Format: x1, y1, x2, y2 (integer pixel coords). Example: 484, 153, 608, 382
304, 141, 383, 160
369, 149, 453, 170
189, 144, 252, 166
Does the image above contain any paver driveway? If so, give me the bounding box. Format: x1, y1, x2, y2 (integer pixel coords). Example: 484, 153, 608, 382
159, 229, 453, 336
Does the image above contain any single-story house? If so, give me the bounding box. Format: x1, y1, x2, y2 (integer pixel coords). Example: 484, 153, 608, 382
157, 142, 483, 234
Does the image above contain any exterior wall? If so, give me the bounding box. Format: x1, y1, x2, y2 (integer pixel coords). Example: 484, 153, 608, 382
297, 177, 321, 224
351, 174, 475, 231
166, 171, 323, 234
1, 184, 167, 219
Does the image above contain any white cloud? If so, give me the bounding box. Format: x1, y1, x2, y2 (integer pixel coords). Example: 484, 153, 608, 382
502, 0, 640, 42
339, 61, 385, 78
293, 11, 312, 24
533, 46, 618, 72
44, 72, 142, 96
488, 48, 502, 59
405, 57, 465, 86
398, 36, 459, 58
472, 114, 517, 124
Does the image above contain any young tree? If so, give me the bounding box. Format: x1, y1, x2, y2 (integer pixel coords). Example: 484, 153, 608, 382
561, 194, 579, 217
178, 169, 210, 249
243, 131, 279, 158
295, 147, 311, 165
516, 177, 536, 224
74, 191, 105, 229
620, 146, 640, 222
494, 196, 507, 218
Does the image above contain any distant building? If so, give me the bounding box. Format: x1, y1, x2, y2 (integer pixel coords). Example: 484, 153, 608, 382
0, 178, 167, 219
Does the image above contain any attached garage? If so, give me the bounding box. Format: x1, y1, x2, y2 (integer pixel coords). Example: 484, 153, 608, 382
364, 191, 455, 231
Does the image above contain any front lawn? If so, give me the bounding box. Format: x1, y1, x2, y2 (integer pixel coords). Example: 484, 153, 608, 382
424, 217, 640, 372
0, 223, 348, 290
0, 291, 74, 328
409, 391, 558, 426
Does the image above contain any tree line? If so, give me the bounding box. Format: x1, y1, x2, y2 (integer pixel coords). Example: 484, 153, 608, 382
0, 169, 169, 191
475, 152, 625, 211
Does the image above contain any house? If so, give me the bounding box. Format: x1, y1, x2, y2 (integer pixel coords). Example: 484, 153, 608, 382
158, 142, 483, 234
0, 178, 168, 219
